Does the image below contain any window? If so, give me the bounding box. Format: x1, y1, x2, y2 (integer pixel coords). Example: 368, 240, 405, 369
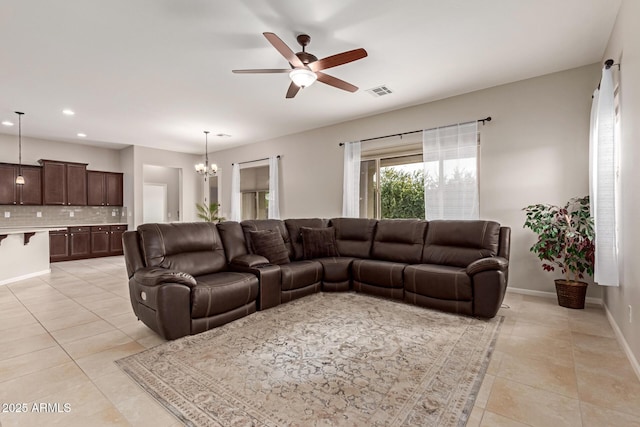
240, 165, 269, 220
359, 123, 479, 220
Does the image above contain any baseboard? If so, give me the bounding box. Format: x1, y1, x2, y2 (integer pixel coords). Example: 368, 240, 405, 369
0, 269, 51, 286
506, 287, 603, 306
604, 304, 640, 382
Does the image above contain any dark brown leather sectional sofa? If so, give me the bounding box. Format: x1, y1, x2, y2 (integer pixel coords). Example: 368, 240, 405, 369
122, 218, 510, 340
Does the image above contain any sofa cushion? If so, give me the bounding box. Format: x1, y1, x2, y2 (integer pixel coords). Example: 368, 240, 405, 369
404, 264, 472, 301
137, 222, 227, 277
301, 227, 339, 259
248, 230, 290, 265
422, 220, 500, 267
242, 219, 294, 259
330, 218, 377, 258
280, 260, 323, 291
318, 257, 354, 283
352, 259, 405, 288
285, 218, 328, 260
371, 219, 427, 264
191, 272, 259, 318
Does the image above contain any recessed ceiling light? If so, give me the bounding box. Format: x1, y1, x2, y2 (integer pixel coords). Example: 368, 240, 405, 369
62, 109, 75, 116
77, 133, 87, 138
1, 120, 14, 127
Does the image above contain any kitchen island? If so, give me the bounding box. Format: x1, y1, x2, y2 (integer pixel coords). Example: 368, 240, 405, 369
0, 227, 64, 286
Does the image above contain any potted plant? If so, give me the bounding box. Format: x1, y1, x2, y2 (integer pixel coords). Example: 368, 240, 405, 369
522, 196, 595, 309
196, 202, 225, 223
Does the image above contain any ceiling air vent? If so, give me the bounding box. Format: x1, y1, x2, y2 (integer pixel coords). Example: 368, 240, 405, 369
366, 85, 393, 97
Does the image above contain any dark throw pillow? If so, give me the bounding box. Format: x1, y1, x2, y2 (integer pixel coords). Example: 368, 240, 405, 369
301, 227, 339, 259
248, 230, 290, 265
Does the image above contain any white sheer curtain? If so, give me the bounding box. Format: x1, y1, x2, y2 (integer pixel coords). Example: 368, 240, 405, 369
342, 141, 361, 217
423, 121, 479, 220
589, 65, 619, 286
230, 162, 241, 222
268, 156, 280, 219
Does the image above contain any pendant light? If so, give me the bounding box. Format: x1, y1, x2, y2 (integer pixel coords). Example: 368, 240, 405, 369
15, 111, 25, 185
194, 131, 217, 178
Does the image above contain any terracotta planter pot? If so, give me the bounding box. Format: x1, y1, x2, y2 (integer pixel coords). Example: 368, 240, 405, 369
554, 279, 588, 309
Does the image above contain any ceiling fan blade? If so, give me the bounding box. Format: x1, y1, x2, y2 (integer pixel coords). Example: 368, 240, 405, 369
316, 72, 358, 92
309, 48, 368, 72
286, 81, 301, 99
263, 32, 305, 68
232, 69, 291, 74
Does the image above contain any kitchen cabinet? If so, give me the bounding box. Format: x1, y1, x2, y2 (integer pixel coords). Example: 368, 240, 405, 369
90, 226, 111, 256
68, 226, 90, 258
0, 163, 42, 205
50, 224, 127, 262
49, 230, 70, 262
40, 160, 88, 206
109, 225, 127, 255
87, 171, 124, 206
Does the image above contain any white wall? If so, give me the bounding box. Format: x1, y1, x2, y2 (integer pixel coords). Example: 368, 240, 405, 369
602, 0, 640, 370
131, 146, 201, 228
143, 164, 180, 221
211, 64, 601, 299
0, 134, 121, 172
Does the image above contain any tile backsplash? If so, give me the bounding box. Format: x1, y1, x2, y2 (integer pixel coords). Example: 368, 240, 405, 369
0, 205, 128, 227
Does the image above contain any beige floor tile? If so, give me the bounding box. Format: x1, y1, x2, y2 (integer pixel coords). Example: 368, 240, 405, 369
511, 319, 572, 341
576, 366, 640, 418
0, 322, 47, 345
480, 411, 532, 427
0, 346, 71, 382
136, 333, 167, 349
466, 405, 484, 427
580, 401, 640, 427
486, 378, 581, 427
497, 334, 575, 368
0, 362, 87, 403
50, 319, 118, 344
92, 369, 146, 406
0, 304, 32, 320
60, 329, 133, 359
0, 312, 39, 331
75, 341, 146, 379
118, 321, 158, 341
0, 333, 58, 361
38, 309, 101, 332
497, 353, 578, 398
115, 392, 179, 427
476, 373, 495, 409
103, 311, 140, 329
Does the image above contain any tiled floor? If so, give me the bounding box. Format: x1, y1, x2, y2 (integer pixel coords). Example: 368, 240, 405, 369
0, 257, 639, 426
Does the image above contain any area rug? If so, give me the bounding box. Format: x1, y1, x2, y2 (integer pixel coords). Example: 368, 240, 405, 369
116, 292, 502, 426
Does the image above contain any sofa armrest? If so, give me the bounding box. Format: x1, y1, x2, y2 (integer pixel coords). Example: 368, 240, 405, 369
466, 257, 509, 276
133, 267, 197, 288
230, 254, 270, 268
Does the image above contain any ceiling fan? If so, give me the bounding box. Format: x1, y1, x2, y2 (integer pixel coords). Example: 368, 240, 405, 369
232, 32, 368, 99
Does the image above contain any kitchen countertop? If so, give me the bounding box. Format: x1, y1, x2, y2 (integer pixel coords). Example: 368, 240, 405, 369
0, 223, 128, 231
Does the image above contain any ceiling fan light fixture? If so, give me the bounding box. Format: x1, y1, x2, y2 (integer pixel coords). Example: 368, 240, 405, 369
289, 68, 317, 88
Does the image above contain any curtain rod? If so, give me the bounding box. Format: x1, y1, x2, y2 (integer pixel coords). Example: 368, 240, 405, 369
594, 59, 621, 93
338, 116, 491, 146
232, 155, 280, 166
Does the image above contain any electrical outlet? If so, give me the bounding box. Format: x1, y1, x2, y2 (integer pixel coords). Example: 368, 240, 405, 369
69, 211, 74, 217
4, 211, 10, 218
36, 212, 42, 218
629, 305, 633, 324
112, 211, 116, 217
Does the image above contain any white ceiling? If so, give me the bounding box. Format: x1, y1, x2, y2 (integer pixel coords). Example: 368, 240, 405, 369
0, 0, 620, 154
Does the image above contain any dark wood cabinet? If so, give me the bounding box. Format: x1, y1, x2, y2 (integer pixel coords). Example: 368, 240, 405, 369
40, 160, 87, 206
69, 226, 90, 258
49, 230, 70, 262
50, 224, 127, 262
109, 225, 127, 255
87, 171, 124, 206
0, 163, 42, 205
91, 226, 111, 256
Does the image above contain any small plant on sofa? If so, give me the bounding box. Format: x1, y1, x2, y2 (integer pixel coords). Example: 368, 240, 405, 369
522, 196, 595, 308
196, 202, 225, 223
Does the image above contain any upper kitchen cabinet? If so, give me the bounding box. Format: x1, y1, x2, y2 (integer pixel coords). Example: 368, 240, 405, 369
87, 171, 123, 206
40, 160, 88, 206
0, 163, 42, 205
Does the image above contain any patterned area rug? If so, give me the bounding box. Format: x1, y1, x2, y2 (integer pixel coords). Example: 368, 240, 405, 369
116, 292, 502, 426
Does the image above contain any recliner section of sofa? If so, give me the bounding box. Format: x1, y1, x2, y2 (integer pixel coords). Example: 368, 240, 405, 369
123, 222, 261, 340
123, 217, 511, 340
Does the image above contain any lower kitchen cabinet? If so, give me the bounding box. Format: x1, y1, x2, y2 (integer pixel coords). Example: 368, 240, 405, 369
49, 224, 127, 262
